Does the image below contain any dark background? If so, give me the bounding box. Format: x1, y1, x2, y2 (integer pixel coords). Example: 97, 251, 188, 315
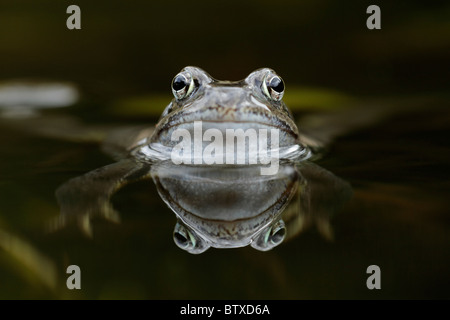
1, 0, 449, 98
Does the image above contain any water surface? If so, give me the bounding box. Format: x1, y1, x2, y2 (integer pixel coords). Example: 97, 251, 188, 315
0, 92, 448, 299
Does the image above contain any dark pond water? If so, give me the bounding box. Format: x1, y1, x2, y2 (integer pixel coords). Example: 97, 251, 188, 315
0, 92, 448, 299
0, 0, 449, 300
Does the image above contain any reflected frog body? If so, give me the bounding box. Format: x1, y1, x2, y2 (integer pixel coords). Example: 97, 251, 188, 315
53, 67, 352, 253
153, 162, 298, 253
152, 161, 351, 253
54, 158, 351, 254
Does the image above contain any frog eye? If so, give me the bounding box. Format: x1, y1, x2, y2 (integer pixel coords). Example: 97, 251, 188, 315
173, 221, 209, 254
251, 219, 286, 251
171, 71, 195, 100
262, 73, 285, 101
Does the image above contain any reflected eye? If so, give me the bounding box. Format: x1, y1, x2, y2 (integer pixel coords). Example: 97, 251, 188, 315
262, 73, 285, 101
171, 72, 195, 100
251, 219, 286, 251
173, 221, 210, 254
269, 221, 286, 245
173, 229, 190, 248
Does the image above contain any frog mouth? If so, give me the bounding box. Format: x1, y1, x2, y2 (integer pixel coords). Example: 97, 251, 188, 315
152, 116, 299, 148
154, 99, 300, 143
138, 102, 310, 164
140, 120, 308, 166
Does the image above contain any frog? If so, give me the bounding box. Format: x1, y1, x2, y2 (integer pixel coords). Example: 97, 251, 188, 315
46, 66, 352, 253
151, 160, 351, 254
105, 66, 311, 166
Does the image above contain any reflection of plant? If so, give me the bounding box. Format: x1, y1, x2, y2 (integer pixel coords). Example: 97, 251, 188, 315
0, 228, 57, 292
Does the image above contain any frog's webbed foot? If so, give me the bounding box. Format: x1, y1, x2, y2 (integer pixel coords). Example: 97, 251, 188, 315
282, 162, 353, 242
49, 159, 151, 236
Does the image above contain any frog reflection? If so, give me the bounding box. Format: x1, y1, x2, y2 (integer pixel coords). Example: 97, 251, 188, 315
152, 162, 298, 253
152, 161, 351, 253
52, 66, 352, 253
54, 159, 351, 253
